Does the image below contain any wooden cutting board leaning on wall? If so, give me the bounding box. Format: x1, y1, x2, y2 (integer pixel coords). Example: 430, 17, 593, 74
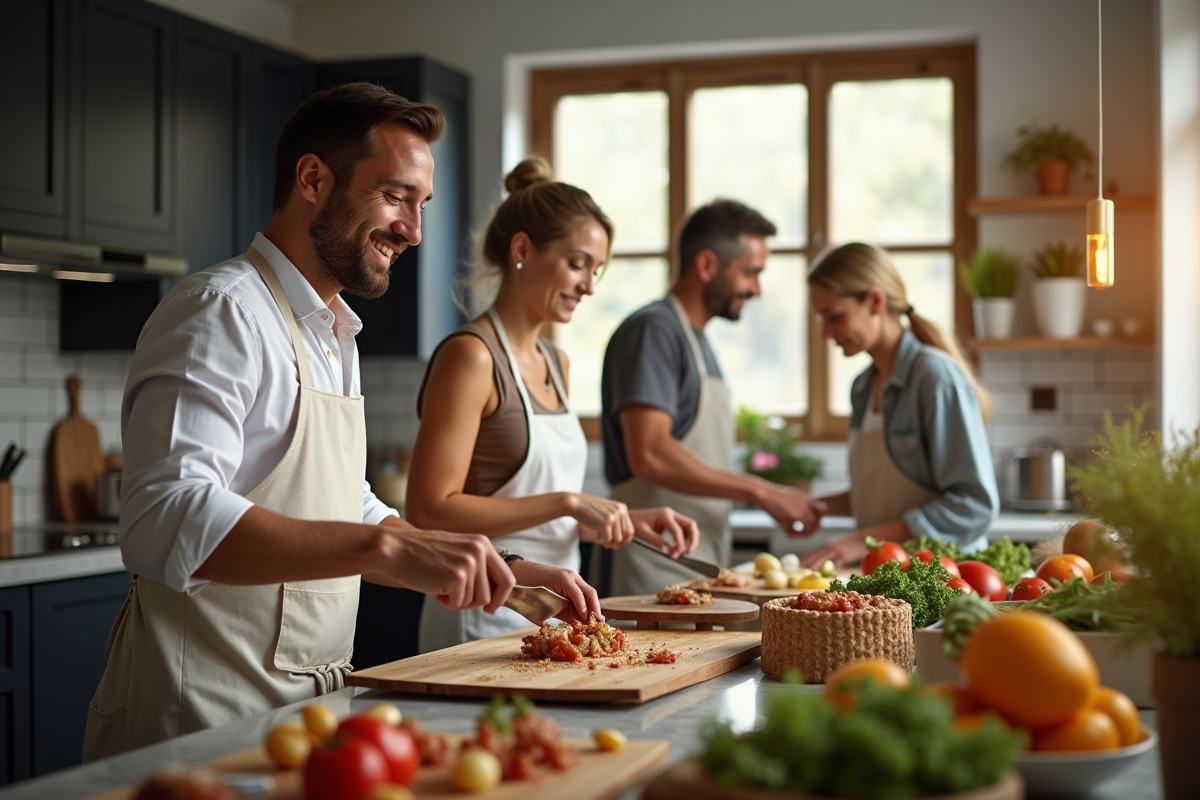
51, 375, 105, 522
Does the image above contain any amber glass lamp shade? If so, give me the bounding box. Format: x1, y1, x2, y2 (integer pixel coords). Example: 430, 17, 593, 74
1086, 198, 1115, 289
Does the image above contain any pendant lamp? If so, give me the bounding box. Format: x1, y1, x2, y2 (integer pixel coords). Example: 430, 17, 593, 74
1087, 0, 1114, 289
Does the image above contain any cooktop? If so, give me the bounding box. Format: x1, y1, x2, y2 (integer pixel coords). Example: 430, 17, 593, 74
1, 523, 120, 559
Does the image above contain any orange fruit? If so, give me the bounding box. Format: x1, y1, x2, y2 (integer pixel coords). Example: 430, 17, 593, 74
823, 659, 910, 710
1033, 708, 1120, 752
1058, 553, 1095, 582
1037, 556, 1087, 585
1063, 519, 1127, 575
922, 682, 982, 717
960, 611, 1098, 730
1091, 687, 1140, 746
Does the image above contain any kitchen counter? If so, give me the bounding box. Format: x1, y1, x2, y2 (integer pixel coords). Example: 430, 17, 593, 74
0, 522, 123, 588
2, 658, 1162, 800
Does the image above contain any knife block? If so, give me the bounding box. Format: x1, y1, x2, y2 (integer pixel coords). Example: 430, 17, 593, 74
0, 480, 11, 535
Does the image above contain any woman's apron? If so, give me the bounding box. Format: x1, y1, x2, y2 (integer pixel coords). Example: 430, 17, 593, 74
848, 388, 938, 529
609, 294, 734, 597
417, 308, 588, 652
82, 248, 365, 760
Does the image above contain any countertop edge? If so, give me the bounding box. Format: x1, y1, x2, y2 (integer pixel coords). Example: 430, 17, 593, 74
0, 547, 126, 588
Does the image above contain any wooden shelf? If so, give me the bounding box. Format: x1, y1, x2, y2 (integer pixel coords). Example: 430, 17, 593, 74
967, 194, 1156, 216
971, 335, 1155, 351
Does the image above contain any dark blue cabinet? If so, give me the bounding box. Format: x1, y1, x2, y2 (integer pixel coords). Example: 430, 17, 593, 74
0, 0, 68, 238
0, 586, 32, 786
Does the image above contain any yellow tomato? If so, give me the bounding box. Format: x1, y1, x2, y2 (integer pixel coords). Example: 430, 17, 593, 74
797, 574, 832, 591
593, 728, 627, 751
301, 704, 339, 741
363, 703, 403, 727
761, 569, 788, 589
1033, 708, 1119, 752
264, 723, 311, 769
754, 553, 783, 573
823, 659, 910, 710
453, 747, 502, 793
1090, 687, 1141, 746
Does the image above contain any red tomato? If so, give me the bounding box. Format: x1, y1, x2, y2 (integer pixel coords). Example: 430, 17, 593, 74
957, 561, 1007, 601
861, 541, 910, 576
1011, 577, 1054, 601
339, 715, 418, 787
946, 577, 975, 594
304, 735, 389, 800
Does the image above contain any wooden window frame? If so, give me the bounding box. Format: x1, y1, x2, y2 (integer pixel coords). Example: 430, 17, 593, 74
531, 45, 977, 442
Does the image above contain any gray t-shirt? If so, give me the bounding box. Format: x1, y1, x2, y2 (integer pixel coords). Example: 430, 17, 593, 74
601, 298, 723, 485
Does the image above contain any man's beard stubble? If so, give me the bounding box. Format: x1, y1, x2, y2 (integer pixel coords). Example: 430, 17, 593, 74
702, 268, 751, 321
307, 187, 404, 300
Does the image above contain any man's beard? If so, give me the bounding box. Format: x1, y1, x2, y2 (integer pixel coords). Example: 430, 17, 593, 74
703, 269, 751, 321
307, 188, 405, 299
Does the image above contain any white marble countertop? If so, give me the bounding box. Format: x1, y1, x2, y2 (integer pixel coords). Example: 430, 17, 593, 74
0, 544, 124, 588
1, 657, 1163, 800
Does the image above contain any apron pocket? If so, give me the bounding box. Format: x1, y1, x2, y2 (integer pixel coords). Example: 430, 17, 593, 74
274, 577, 360, 672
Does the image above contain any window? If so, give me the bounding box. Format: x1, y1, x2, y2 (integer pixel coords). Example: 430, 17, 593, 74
531, 46, 976, 439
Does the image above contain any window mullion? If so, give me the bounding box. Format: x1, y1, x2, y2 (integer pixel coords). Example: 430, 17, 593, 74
806, 58, 832, 438
667, 66, 687, 284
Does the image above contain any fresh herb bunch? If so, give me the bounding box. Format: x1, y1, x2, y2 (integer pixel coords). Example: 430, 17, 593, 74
697, 677, 1021, 797
903, 537, 965, 562
1003, 123, 1097, 178
973, 537, 1031, 588
1030, 241, 1085, 279
958, 248, 1021, 299
479, 694, 534, 732
1017, 576, 1143, 632
1069, 406, 1200, 657
829, 559, 958, 629
737, 406, 823, 485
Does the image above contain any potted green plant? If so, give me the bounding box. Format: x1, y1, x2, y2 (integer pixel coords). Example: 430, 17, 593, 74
1029, 242, 1086, 340
1070, 407, 1200, 800
737, 407, 822, 491
1004, 123, 1097, 196
959, 247, 1020, 340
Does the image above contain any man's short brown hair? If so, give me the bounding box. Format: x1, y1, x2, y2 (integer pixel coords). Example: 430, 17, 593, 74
272, 81, 444, 211
678, 199, 777, 276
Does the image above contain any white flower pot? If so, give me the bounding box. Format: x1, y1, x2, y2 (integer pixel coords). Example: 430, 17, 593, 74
972, 297, 1015, 340
1032, 277, 1087, 339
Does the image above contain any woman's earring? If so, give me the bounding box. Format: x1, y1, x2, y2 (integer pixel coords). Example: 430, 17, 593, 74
515, 262, 523, 271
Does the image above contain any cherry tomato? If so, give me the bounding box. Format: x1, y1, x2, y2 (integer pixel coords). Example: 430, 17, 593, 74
957, 561, 1007, 601
946, 577, 975, 594
1011, 577, 1054, 601
338, 716, 418, 787
861, 541, 910, 576
1037, 555, 1087, 585
304, 735, 389, 800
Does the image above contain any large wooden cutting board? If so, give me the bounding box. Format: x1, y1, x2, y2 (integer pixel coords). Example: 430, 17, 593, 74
600, 595, 760, 630
347, 628, 762, 703
88, 734, 670, 800
51, 375, 105, 522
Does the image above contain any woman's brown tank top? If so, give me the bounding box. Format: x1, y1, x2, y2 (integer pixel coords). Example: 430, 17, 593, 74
416, 322, 567, 497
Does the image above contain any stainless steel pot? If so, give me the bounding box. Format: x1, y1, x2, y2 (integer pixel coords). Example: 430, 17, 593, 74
1006, 443, 1073, 511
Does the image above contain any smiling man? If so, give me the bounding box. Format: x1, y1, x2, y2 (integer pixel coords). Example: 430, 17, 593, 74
82, 83, 518, 760
601, 199, 826, 595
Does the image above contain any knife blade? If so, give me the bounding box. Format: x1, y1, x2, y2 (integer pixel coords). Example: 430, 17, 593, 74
503, 585, 571, 626
631, 537, 722, 578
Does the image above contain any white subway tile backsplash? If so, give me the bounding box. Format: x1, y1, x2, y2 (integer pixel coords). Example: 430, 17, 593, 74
0, 315, 55, 347
1026, 357, 1098, 385
1101, 356, 1154, 387
979, 356, 1022, 385
0, 385, 53, 415
0, 351, 20, 380
1065, 388, 1141, 419
23, 280, 57, 311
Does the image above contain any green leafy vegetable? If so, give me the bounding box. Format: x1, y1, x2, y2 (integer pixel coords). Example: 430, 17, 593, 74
903, 536, 965, 563
829, 559, 958, 629
941, 593, 999, 660
479, 694, 534, 732
972, 537, 1031, 587
697, 677, 1022, 798
1016, 576, 1142, 632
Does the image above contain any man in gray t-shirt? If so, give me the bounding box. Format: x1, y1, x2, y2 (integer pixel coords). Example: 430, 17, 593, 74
601, 200, 825, 596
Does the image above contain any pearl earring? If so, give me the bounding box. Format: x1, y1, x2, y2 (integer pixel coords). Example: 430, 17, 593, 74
515, 262, 523, 270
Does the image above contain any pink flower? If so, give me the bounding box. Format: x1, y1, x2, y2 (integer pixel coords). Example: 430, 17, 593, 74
750, 451, 780, 471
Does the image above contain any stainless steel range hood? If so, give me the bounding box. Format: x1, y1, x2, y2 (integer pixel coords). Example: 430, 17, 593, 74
0, 233, 188, 281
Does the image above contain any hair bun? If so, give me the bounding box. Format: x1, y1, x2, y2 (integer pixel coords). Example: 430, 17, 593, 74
504, 157, 553, 194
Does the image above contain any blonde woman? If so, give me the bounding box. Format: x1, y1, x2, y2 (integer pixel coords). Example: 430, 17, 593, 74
802, 243, 998, 568
407, 158, 699, 651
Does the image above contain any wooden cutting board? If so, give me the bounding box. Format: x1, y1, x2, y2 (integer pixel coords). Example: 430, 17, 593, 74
600, 595, 760, 630
88, 734, 670, 800
347, 628, 762, 703
51, 375, 105, 522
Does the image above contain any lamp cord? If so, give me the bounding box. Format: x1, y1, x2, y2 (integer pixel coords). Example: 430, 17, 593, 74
1098, 0, 1104, 199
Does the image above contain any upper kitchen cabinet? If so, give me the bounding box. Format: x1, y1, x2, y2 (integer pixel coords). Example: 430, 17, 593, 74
0, 0, 68, 238
70, 0, 175, 253
319, 58, 469, 358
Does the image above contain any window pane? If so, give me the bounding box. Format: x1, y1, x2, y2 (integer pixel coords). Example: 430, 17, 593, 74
826, 250, 955, 416
707, 253, 807, 417
829, 78, 953, 244
689, 84, 808, 247
555, 93, 668, 252
553, 257, 669, 417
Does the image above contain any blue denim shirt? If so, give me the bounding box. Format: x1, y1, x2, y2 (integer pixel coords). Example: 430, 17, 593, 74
849, 330, 998, 552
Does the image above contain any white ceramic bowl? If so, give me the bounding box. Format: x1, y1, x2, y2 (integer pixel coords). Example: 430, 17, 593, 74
1017, 726, 1157, 796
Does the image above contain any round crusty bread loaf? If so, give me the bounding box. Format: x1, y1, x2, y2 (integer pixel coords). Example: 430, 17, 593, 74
760, 593, 915, 683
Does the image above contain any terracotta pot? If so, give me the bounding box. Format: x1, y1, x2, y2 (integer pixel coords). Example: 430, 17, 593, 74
1152, 652, 1200, 800
1036, 160, 1072, 195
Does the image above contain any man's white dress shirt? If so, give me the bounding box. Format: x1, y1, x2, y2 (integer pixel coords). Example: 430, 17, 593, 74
120, 233, 398, 594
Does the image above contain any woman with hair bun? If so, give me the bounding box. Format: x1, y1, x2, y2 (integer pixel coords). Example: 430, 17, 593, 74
408, 158, 700, 651
802, 242, 998, 568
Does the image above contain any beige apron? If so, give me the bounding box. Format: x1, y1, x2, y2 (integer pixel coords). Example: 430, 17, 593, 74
848, 395, 938, 529
82, 248, 366, 760
609, 294, 734, 597
418, 309, 587, 652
